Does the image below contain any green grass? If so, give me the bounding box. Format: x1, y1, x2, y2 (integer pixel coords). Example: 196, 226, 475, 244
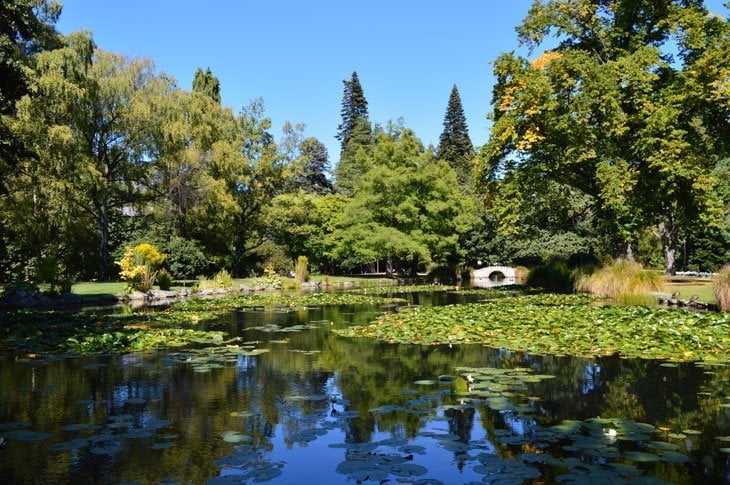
71, 281, 127, 296
666, 281, 715, 303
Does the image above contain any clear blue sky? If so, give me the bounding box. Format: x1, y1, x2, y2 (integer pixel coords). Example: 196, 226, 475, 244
56, 0, 728, 168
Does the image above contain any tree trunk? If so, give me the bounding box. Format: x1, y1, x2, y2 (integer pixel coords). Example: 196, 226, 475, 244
385, 255, 394, 278
625, 242, 635, 263
657, 221, 677, 275
410, 256, 419, 278
99, 204, 109, 281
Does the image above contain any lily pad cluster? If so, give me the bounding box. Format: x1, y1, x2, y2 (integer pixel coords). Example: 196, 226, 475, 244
163, 343, 270, 373
0, 403, 176, 456
336, 294, 730, 362
212, 445, 284, 483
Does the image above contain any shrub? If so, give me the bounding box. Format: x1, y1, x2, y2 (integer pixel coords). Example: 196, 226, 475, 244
197, 269, 235, 291
117, 243, 166, 292
714, 265, 730, 311
576, 258, 666, 303
253, 264, 282, 288
156, 269, 173, 291
163, 238, 209, 279
295, 256, 309, 283
525, 259, 573, 292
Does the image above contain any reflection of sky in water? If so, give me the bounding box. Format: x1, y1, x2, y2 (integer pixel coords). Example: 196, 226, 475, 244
582, 363, 602, 394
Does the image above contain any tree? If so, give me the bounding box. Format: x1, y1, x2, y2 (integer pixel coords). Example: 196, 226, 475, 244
9, 31, 165, 280
297, 137, 332, 194
192, 67, 221, 104
478, 0, 729, 274
335, 123, 476, 276
437, 85, 474, 187
0, 0, 62, 193
335, 71, 373, 195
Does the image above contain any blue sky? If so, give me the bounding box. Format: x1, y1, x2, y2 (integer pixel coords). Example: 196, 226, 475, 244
56, 0, 728, 168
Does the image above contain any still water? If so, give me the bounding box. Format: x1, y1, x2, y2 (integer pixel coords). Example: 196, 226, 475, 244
0, 290, 729, 484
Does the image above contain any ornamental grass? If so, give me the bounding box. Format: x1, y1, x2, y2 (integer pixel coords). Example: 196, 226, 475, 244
574, 258, 665, 304
714, 265, 730, 311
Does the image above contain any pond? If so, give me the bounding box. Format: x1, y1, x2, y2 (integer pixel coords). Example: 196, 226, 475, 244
0, 289, 729, 484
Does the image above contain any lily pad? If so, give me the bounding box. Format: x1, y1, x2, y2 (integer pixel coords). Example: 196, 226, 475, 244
623, 451, 660, 462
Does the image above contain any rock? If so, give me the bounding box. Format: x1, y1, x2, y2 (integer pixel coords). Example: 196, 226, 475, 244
147, 289, 178, 300
176, 288, 192, 298
239, 285, 251, 294
127, 291, 148, 301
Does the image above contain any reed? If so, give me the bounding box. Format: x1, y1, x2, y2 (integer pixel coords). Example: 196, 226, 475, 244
714, 265, 730, 311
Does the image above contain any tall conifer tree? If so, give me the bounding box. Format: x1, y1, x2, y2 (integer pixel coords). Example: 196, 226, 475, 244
192, 67, 221, 104
335, 71, 372, 195
437, 85, 474, 187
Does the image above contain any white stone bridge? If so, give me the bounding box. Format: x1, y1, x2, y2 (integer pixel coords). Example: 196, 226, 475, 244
472, 265, 516, 281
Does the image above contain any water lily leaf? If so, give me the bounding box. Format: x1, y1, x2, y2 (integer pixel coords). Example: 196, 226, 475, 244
4, 430, 52, 441
350, 467, 388, 481
390, 464, 427, 477
221, 431, 252, 444
0, 422, 30, 430
681, 429, 702, 435
151, 442, 174, 449
90, 445, 122, 455
62, 423, 98, 432
667, 433, 686, 439
658, 451, 689, 462
49, 438, 89, 451
647, 441, 680, 451
623, 451, 660, 462
230, 411, 253, 418
414, 380, 436, 386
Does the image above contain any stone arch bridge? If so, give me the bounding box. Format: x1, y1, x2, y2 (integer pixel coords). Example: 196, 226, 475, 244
472, 265, 516, 281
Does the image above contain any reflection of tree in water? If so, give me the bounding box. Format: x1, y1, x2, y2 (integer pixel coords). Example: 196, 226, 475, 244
445, 405, 476, 471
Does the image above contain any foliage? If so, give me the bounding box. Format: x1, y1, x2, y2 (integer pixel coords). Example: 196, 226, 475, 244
337, 294, 730, 362
252, 264, 282, 288
335, 72, 373, 195
575, 259, 666, 303
479, 0, 730, 275
525, 259, 573, 292
295, 256, 309, 283
117, 243, 166, 292
197, 269, 235, 291
0, 0, 61, 194
192, 66, 221, 104
0, 281, 40, 298
156, 269, 173, 291
715, 265, 730, 312
334, 123, 477, 276
437, 85, 474, 188
163, 238, 209, 279
297, 137, 333, 194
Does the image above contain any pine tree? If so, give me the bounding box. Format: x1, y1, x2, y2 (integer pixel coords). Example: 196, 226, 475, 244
335, 72, 372, 194
437, 85, 474, 187
298, 137, 333, 194
192, 67, 221, 104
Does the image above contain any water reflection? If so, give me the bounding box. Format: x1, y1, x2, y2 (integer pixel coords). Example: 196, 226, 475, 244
0, 291, 728, 483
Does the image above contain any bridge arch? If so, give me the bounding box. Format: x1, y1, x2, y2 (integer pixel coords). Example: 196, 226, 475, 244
472, 265, 517, 280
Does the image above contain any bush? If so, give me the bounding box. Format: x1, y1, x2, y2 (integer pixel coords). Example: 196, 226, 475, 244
164, 238, 209, 279
156, 269, 173, 291
295, 256, 309, 283
714, 265, 730, 311
575, 258, 666, 304
525, 259, 573, 292
117, 243, 166, 292
0, 281, 40, 298
253, 264, 282, 288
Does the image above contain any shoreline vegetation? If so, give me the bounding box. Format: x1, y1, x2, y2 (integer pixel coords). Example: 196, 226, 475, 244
0, 284, 727, 362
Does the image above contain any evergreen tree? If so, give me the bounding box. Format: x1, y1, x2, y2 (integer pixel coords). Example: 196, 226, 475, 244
192, 67, 221, 104
298, 137, 332, 194
335, 71, 372, 195
437, 85, 474, 187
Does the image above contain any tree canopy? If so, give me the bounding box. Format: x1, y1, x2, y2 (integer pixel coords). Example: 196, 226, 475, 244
478, 0, 729, 274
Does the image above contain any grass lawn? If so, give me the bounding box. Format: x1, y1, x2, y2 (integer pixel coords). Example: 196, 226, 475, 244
71, 281, 127, 297
666, 278, 715, 302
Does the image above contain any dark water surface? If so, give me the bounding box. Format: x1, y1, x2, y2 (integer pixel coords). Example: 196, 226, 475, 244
0, 290, 729, 484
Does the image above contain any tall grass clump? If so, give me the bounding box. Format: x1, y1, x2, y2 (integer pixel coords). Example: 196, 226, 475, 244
575, 258, 666, 305
295, 256, 309, 283
714, 265, 730, 311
